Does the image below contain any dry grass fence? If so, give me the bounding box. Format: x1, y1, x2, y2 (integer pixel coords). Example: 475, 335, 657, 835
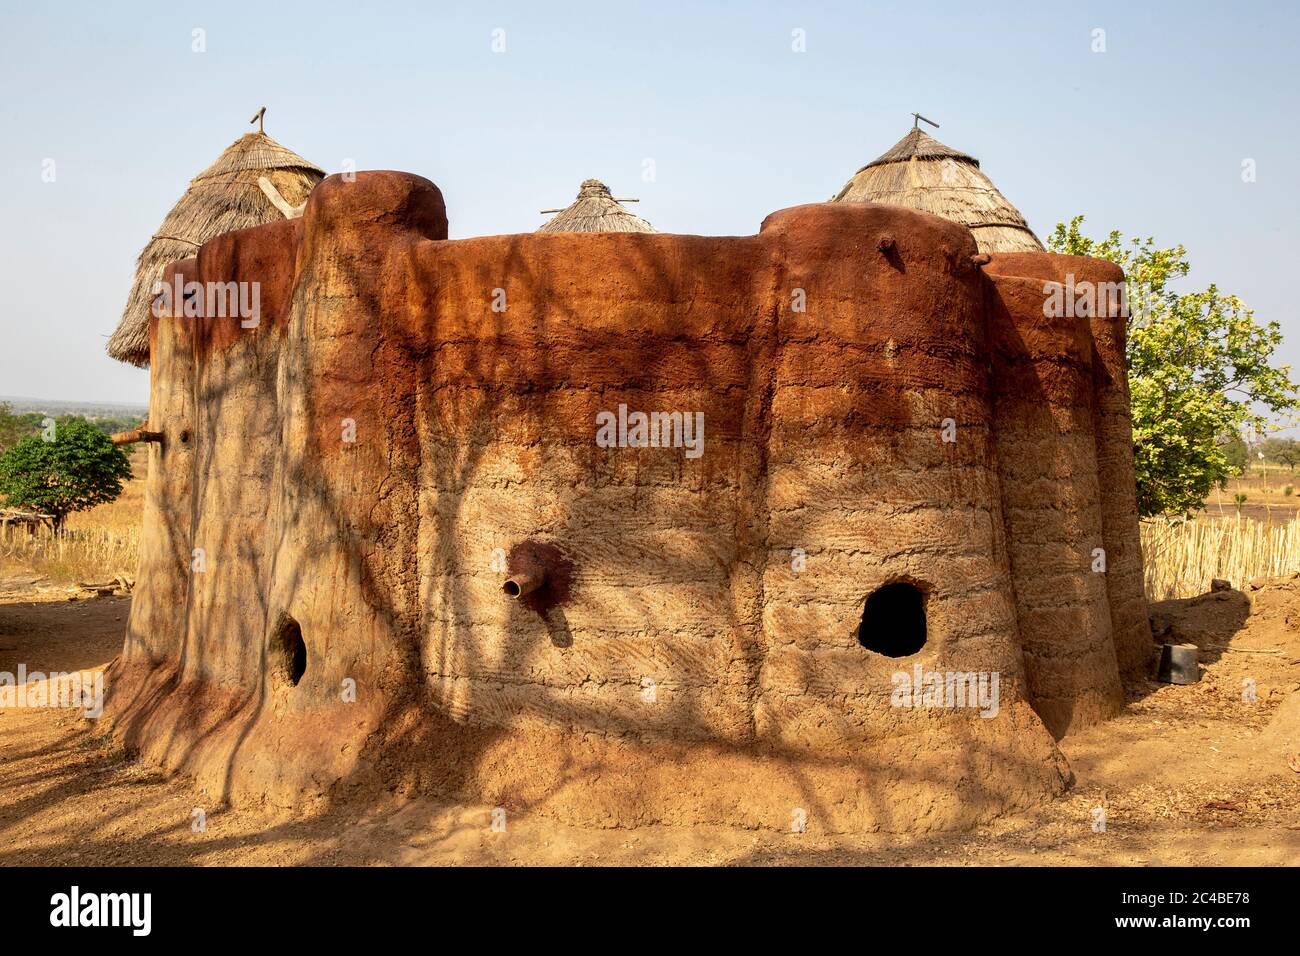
1142, 515, 1300, 601
0, 521, 140, 584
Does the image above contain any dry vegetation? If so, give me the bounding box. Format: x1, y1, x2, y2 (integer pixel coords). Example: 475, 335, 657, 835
1141, 473, 1300, 601
1142, 515, 1300, 601
1205, 471, 1300, 517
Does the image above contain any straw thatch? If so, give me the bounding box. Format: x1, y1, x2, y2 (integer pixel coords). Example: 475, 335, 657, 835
107, 131, 325, 367
538, 179, 655, 233
830, 127, 1043, 253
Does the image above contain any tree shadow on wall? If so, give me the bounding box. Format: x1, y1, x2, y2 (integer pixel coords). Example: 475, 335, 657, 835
97, 192, 1087, 854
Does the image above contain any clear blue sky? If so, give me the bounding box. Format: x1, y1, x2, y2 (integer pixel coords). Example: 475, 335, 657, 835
1, 0, 1297, 405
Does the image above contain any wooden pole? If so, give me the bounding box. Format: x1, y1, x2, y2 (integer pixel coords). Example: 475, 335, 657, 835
110, 427, 164, 446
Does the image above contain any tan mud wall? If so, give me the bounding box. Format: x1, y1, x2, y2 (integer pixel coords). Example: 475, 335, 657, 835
105, 171, 1149, 831
984, 272, 1124, 736
985, 253, 1153, 683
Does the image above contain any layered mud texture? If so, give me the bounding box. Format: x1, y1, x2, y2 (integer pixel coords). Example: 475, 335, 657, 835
103, 171, 1152, 832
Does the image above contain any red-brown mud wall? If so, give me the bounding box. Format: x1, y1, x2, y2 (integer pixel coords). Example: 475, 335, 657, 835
105, 171, 1155, 830
752, 206, 1046, 772
984, 270, 1125, 737
985, 254, 1152, 681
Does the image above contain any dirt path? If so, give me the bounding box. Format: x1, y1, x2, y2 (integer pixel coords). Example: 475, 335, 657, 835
1, 581, 1297, 866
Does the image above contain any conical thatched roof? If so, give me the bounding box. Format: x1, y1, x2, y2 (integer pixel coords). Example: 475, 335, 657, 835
538, 179, 655, 233
830, 127, 1043, 253
107, 131, 326, 367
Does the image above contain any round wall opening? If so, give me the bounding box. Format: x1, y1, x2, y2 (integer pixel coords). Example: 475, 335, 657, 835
857, 582, 927, 657
273, 615, 307, 687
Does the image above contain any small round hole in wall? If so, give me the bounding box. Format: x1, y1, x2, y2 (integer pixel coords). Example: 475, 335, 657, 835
273, 615, 307, 687
857, 582, 927, 657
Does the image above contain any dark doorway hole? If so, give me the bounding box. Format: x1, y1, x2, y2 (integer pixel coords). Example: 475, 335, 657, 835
274, 615, 307, 687
857, 582, 927, 657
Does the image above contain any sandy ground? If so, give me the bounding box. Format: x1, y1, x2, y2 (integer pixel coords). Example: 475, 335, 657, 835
1, 574, 1297, 866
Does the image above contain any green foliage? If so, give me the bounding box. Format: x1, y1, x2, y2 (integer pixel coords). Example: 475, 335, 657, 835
0, 403, 25, 455
84, 414, 145, 437
0, 417, 132, 532
1222, 433, 1250, 473
0, 406, 144, 455
1049, 216, 1298, 517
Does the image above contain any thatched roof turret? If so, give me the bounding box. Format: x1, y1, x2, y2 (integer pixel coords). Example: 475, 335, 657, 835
107, 128, 325, 367
538, 179, 655, 233
830, 127, 1043, 253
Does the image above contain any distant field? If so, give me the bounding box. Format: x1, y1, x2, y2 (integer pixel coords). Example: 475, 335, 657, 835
1203, 472, 1300, 522
0, 396, 148, 418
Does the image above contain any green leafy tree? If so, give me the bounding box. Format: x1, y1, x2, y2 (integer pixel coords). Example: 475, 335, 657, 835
1222, 433, 1250, 473
84, 414, 145, 437
1262, 436, 1300, 472
1049, 217, 1297, 516
0, 417, 132, 533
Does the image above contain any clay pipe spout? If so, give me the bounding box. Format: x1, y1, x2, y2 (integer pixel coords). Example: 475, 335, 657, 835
503, 568, 545, 599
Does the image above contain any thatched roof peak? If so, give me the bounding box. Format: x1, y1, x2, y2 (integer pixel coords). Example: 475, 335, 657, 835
862, 127, 978, 170
576, 178, 614, 198
830, 127, 1044, 254
192, 131, 325, 182
538, 179, 655, 234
